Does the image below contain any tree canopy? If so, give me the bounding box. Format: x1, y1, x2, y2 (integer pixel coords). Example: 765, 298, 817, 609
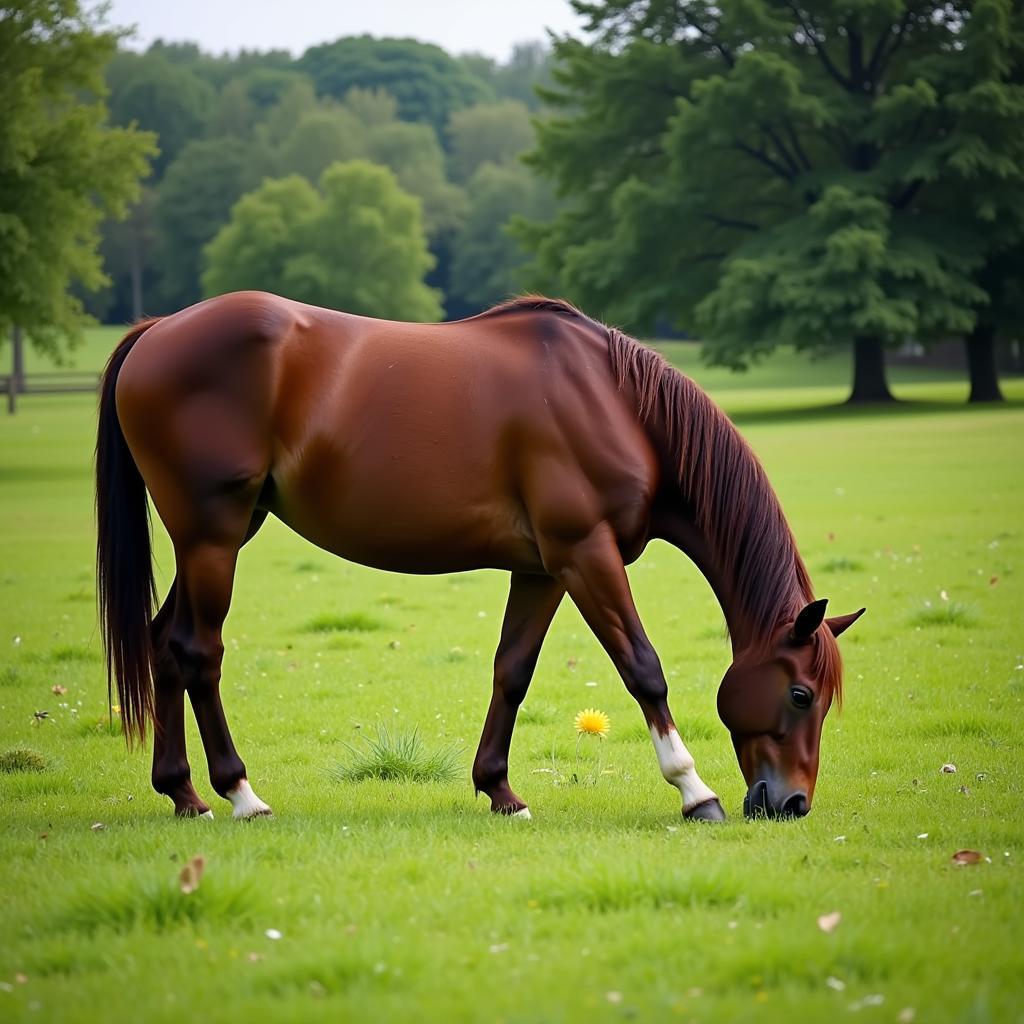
202, 162, 443, 322
298, 36, 491, 133
0, 0, 155, 354
525, 0, 1024, 400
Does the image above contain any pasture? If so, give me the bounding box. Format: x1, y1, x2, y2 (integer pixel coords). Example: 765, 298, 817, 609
1, 328, 1022, 1023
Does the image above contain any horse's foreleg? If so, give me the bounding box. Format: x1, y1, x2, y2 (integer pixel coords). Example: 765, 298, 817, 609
545, 524, 725, 821
151, 580, 212, 817
169, 504, 271, 820
472, 572, 564, 817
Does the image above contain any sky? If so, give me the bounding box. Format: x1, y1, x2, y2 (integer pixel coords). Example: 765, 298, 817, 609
104, 0, 588, 61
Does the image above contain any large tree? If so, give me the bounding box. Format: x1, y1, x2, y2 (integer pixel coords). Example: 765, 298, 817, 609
202, 162, 442, 322
525, 0, 1024, 402
0, 1, 155, 371
298, 36, 491, 135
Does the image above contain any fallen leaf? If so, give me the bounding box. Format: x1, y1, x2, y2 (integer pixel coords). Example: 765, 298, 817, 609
51, 684, 67, 696
566, 657, 578, 670
606, 991, 623, 1004
817, 911, 841, 933
941, 763, 957, 774
989, 575, 998, 587
90, 822, 105, 831
951, 849, 984, 866
897, 1009, 915, 1023
179, 855, 206, 894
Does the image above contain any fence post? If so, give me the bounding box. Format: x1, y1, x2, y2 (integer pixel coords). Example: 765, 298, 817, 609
6, 375, 15, 415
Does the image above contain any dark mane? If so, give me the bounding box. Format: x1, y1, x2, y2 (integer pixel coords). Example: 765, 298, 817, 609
478, 294, 586, 319
606, 327, 843, 703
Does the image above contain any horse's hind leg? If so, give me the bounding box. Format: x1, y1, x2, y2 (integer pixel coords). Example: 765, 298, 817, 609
472, 572, 564, 818
168, 500, 271, 820
151, 579, 212, 818
542, 523, 726, 821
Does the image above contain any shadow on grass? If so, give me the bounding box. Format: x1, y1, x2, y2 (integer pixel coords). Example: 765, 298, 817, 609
725, 396, 1024, 428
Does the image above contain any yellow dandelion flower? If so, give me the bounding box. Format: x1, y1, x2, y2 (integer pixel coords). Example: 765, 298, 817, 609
110, 704, 121, 715
574, 708, 610, 738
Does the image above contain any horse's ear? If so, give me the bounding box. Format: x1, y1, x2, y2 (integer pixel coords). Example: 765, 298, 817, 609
791, 598, 829, 642
826, 607, 866, 638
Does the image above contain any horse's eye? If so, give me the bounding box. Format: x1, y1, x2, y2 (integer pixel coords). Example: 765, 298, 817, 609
790, 685, 814, 710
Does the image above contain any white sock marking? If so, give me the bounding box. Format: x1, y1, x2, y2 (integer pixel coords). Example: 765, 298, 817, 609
649, 726, 717, 812
226, 779, 272, 819
200, 809, 214, 820
512, 807, 532, 820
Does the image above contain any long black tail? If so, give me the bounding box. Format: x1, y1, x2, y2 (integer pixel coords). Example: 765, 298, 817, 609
96, 318, 162, 746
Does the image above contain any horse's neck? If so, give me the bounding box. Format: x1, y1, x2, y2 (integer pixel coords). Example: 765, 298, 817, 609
653, 505, 799, 656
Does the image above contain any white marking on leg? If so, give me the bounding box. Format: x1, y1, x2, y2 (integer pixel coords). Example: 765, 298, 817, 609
512, 807, 532, 820
649, 726, 717, 812
226, 779, 272, 819
200, 809, 214, 820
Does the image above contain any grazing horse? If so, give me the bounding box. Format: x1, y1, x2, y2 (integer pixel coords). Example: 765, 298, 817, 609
96, 292, 863, 822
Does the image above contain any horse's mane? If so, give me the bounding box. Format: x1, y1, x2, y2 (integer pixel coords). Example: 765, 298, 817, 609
605, 326, 842, 703
481, 296, 840, 702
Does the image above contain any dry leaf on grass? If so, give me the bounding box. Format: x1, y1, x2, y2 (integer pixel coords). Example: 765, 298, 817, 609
179, 854, 206, 894
817, 911, 841, 933
951, 849, 984, 866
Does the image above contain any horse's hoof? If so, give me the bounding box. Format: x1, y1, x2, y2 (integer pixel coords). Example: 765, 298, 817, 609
200, 809, 214, 820
684, 797, 726, 822
492, 803, 531, 819
512, 807, 532, 820
174, 801, 213, 818
227, 779, 273, 820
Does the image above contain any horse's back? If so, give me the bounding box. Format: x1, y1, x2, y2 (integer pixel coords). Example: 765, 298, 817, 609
116, 291, 659, 573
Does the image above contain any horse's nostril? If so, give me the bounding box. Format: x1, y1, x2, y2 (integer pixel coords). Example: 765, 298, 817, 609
781, 791, 809, 818
743, 779, 770, 818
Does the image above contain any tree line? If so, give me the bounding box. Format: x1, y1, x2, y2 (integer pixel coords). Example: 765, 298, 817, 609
2, 0, 1021, 403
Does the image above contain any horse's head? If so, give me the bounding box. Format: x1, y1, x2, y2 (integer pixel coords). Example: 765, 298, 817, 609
717, 599, 864, 818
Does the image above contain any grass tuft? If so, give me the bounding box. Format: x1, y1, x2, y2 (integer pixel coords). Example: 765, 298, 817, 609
910, 601, 977, 627
331, 725, 462, 783
50, 644, 98, 663
821, 556, 864, 573
57, 873, 263, 935
304, 612, 383, 634
0, 746, 48, 773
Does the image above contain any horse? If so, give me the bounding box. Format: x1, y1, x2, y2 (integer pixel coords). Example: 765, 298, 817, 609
96, 291, 864, 823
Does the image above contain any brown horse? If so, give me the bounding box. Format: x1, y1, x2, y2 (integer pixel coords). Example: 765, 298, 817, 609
96, 292, 863, 822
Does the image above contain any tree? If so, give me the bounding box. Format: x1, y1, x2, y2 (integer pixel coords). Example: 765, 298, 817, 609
460, 42, 554, 110
366, 121, 466, 239
154, 138, 263, 311
0, 1, 155, 370
450, 163, 558, 311
203, 162, 442, 322
525, 0, 1023, 402
447, 100, 535, 182
107, 50, 214, 175
277, 107, 366, 183
298, 36, 491, 134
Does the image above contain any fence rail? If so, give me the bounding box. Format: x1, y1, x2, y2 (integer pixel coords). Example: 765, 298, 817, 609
2, 372, 100, 414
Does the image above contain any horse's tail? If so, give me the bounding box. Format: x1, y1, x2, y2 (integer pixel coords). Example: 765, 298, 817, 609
95, 318, 163, 747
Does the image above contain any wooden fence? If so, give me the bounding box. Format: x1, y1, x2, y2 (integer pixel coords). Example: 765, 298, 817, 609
2, 371, 100, 414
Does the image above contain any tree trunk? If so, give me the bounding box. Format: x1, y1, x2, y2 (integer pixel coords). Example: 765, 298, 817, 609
8, 325, 25, 414
847, 335, 894, 402
965, 322, 1003, 403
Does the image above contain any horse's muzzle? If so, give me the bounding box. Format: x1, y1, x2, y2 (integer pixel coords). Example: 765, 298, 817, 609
743, 779, 809, 819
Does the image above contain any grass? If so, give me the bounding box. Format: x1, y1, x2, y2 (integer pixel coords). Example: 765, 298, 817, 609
331, 726, 463, 783
0, 336, 1022, 1022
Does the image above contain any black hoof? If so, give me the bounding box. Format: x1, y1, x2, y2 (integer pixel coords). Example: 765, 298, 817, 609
684, 797, 727, 822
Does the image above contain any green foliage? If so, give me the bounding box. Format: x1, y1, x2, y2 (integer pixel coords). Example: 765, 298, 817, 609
446, 100, 535, 182
332, 726, 463, 783
107, 51, 214, 175
202, 161, 442, 321
460, 42, 553, 110
298, 36, 491, 134
276, 107, 367, 183
154, 138, 263, 310
304, 612, 383, 634
525, 0, 1024, 398
451, 163, 557, 310
0, 0, 156, 353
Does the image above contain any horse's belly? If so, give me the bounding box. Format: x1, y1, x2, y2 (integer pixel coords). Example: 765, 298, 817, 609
268, 460, 543, 575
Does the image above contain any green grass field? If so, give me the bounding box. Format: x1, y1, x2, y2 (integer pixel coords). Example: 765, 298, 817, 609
1, 329, 1022, 1023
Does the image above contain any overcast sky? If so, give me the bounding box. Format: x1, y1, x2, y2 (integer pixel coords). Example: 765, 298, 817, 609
104, 0, 587, 61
